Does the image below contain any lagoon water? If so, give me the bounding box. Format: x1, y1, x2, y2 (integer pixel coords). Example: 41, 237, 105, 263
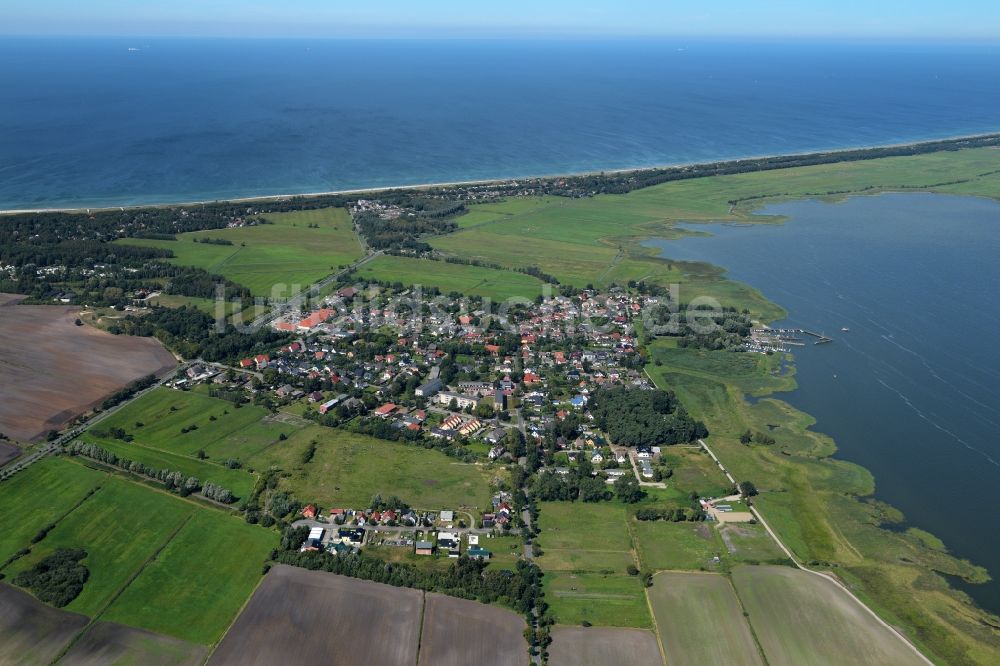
645, 193, 1000, 613
3, 38, 1000, 209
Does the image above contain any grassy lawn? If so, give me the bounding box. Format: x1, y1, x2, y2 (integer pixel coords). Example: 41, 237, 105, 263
718, 524, 789, 564
120, 207, 361, 296
355, 254, 547, 301
633, 520, 724, 571
660, 446, 732, 497
483, 535, 523, 570
0, 458, 107, 565
537, 502, 631, 552
732, 565, 924, 666
536, 502, 635, 576
103, 510, 276, 645
544, 571, 652, 629
93, 387, 291, 458
649, 571, 763, 666
250, 425, 494, 511
6, 474, 192, 617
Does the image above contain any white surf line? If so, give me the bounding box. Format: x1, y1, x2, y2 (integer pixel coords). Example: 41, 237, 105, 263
697, 438, 935, 666
3, 131, 999, 215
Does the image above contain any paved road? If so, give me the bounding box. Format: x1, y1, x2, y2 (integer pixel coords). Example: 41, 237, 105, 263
696, 439, 933, 666
249, 250, 383, 329
0, 362, 192, 482
292, 518, 498, 539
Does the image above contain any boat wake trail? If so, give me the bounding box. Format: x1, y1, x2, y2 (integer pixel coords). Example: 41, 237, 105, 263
879, 334, 1000, 428
875, 377, 1000, 469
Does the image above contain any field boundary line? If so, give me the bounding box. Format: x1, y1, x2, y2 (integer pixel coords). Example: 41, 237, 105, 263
415, 590, 427, 666
0, 479, 106, 575
50, 512, 194, 665
204, 565, 274, 665
725, 573, 771, 666
644, 574, 668, 666
696, 439, 935, 666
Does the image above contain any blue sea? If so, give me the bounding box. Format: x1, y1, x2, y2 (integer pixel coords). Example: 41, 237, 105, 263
646, 193, 1000, 614
2, 37, 1000, 209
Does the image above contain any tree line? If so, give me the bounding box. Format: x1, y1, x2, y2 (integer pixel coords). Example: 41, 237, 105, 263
68, 441, 236, 503
109, 306, 288, 362
272, 525, 543, 620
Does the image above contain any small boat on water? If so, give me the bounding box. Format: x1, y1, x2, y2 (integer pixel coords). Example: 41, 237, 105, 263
841, 327, 850, 332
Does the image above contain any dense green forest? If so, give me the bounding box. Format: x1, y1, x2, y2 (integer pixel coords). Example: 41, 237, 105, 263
108, 306, 288, 362
588, 386, 708, 447
12, 549, 90, 608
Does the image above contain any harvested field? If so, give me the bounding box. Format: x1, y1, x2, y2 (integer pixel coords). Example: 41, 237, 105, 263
548, 626, 662, 666
418, 593, 528, 666
61, 621, 207, 666
0, 441, 20, 467
650, 572, 763, 666
0, 294, 176, 441
209, 565, 423, 666
732, 565, 925, 666
0, 583, 89, 666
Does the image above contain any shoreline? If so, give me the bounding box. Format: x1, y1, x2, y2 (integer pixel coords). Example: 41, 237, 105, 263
2, 130, 998, 215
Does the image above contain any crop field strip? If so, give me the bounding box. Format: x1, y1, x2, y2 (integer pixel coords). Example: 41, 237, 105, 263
547, 626, 663, 666
0, 457, 277, 651
208, 567, 528, 666
536, 502, 652, 628
649, 571, 763, 666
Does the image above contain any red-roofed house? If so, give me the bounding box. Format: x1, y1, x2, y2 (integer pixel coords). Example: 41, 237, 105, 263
374, 403, 397, 418
302, 504, 318, 519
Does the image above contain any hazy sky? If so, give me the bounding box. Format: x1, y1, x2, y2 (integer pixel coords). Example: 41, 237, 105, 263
4, 0, 999, 39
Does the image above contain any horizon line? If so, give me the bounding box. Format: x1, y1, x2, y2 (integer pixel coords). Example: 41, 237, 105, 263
3, 32, 1000, 43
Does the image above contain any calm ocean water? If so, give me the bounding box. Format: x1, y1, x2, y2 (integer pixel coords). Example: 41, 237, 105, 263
646, 193, 1000, 613
2, 37, 1000, 209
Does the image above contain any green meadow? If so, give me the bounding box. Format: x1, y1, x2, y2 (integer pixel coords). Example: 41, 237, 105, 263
633, 520, 723, 571
249, 425, 495, 511
0, 458, 106, 565
6, 475, 193, 617
543, 571, 652, 629
103, 510, 276, 645
429, 147, 1000, 319
535, 501, 650, 628
354, 254, 546, 300
94, 386, 294, 462
732, 565, 925, 666
77, 385, 316, 499
0, 459, 275, 646
649, 572, 763, 666
121, 207, 362, 296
